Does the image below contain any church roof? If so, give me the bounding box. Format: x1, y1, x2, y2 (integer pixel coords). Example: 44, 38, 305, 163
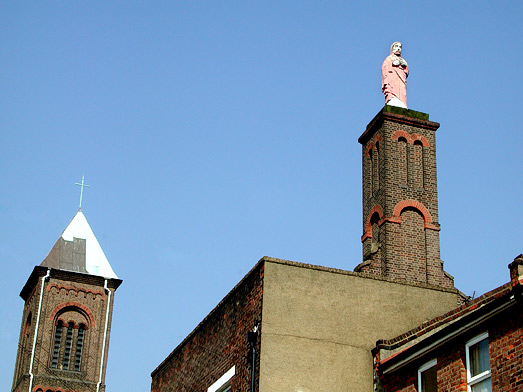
40, 209, 118, 279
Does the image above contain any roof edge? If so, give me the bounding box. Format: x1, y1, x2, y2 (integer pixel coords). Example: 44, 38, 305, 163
20, 266, 122, 300
150, 257, 266, 378
374, 280, 522, 373
263, 256, 460, 294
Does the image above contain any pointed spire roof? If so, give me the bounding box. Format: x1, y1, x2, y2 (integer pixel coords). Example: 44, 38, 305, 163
40, 210, 118, 279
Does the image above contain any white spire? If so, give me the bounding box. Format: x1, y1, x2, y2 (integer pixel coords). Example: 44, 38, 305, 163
57, 210, 118, 279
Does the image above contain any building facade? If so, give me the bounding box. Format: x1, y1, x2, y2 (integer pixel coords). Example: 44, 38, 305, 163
11, 210, 122, 392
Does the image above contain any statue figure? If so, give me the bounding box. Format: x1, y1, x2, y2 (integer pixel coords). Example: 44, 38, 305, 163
381, 41, 409, 108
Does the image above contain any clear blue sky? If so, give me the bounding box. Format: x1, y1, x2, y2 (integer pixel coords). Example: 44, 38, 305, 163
1, 1, 521, 391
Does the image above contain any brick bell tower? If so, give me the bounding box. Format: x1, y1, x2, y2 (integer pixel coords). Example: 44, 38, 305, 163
354, 105, 454, 288
11, 209, 122, 392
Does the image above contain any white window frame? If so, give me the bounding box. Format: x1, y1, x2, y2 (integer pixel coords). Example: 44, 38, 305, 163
418, 358, 437, 392
465, 332, 491, 391
208, 365, 235, 392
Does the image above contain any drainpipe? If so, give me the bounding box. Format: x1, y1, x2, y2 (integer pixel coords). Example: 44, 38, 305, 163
96, 280, 112, 392
28, 268, 51, 392
247, 325, 259, 392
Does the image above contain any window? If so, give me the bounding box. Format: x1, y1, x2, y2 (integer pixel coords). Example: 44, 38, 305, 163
466, 333, 492, 392
418, 359, 437, 392
50, 308, 89, 371
208, 365, 235, 392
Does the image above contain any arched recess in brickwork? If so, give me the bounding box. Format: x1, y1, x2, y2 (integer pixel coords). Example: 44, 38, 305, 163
49, 305, 91, 372
392, 200, 438, 230
396, 137, 408, 186
396, 207, 427, 284
49, 302, 95, 328
365, 143, 373, 157
391, 131, 430, 147
373, 141, 380, 192
365, 133, 382, 156
411, 133, 430, 147
362, 205, 384, 241
366, 134, 382, 194
391, 130, 412, 143
412, 140, 424, 188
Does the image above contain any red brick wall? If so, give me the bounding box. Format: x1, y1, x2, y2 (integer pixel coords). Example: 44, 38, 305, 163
380, 371, 417, 392
436, 347, 467, 392
490, 304, 523, 391
150, 262, 264, 392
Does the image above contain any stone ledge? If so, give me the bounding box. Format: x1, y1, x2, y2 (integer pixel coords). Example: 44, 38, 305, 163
358, 106, 439, 145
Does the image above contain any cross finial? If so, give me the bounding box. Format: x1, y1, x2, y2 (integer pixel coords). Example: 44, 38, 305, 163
75, 175, 91, 210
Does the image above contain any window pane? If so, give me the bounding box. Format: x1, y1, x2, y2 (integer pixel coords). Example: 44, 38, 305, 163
421, 365, 437, 392
471, 378, 492, 392
470, 338, 490, 377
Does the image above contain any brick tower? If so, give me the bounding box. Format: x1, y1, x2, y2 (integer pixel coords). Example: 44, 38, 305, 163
354, 105, 454, 288
11, 210, 122, 392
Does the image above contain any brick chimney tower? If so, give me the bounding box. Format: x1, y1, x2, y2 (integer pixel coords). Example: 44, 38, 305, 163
354, 106, 454, 288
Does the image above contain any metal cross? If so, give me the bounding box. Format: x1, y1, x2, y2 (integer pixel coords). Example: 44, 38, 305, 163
75, 175, 91, 210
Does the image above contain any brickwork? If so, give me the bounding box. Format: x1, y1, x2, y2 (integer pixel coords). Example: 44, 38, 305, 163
387, 209, 427, 284
490, 305, 523, 391
150, 261, 264, 392
356, 107, 453, 289
378, 369, 417, 392
11, 267, 121, 392
436, 347, 467, 392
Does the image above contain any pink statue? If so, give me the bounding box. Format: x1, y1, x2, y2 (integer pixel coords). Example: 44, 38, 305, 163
381, 42, 409, 108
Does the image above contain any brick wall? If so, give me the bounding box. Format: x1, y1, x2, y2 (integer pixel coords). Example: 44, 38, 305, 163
490, 304, 523, 391
150, 261, 264, 392
436, 348, 467, 392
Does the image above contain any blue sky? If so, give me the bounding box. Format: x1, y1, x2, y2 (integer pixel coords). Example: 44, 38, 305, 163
1, 1, 521, 391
